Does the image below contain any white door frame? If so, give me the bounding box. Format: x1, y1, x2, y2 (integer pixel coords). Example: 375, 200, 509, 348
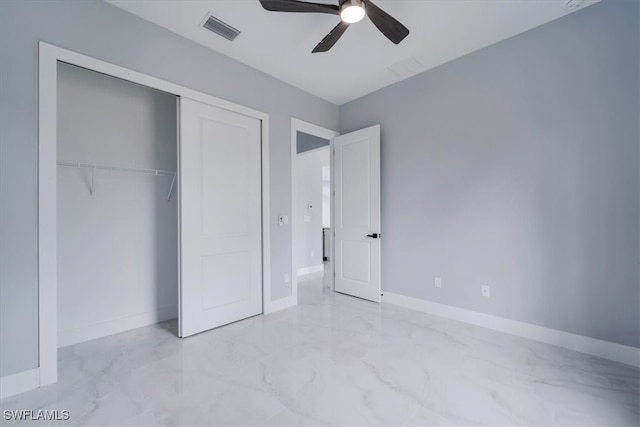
34, 42, 272, 391
291, 118, 339, 301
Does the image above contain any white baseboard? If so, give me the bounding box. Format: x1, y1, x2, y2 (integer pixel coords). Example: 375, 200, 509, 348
0, 368, 39, 399
265, 295, 297, 314
382, 292, 640, 368
297, 265, 324, 276
58, 305, 178, 348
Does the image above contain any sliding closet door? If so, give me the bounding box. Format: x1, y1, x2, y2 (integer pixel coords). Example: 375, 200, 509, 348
179, 97, 262, 338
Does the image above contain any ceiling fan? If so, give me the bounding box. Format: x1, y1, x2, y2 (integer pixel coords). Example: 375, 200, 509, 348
258, 0, 410, 53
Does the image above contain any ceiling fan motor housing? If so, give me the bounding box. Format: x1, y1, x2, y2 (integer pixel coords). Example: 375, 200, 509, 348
340, 0, 366, 23
340, 0, 363, 7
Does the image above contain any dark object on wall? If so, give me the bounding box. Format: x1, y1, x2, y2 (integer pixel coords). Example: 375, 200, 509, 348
322, 227, 330, 261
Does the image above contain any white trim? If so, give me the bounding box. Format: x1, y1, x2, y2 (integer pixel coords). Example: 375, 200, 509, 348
38, 41, 58, 388
297, 265, 324, 276
58, 306, 178, 348
261, 119, 273, 314
176, 97, 183, 337
0, 369, 40, 399
291, 118, 339, 308
37, 42, 272, 393
267, 295, 297, 313
382, 291, 640, 367
329, 135, 335, 292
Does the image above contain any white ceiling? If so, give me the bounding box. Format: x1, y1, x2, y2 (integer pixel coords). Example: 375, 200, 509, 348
107, 0, 598, 105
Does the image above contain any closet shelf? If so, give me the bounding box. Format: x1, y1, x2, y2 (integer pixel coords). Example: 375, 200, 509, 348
57, 161, 176, 201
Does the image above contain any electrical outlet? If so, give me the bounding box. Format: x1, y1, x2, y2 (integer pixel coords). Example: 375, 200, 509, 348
434, 277, 442, 288
311, 251, 314, 257
284, 273, 290, 283
481, 285, 491, 297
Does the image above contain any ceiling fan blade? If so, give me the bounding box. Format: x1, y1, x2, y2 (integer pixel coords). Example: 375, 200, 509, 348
312, 21, 350, 53
362, 0, 409, 44
259, 0, 340, 15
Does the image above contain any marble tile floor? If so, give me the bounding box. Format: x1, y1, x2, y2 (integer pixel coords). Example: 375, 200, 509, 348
1, 274, 638, 426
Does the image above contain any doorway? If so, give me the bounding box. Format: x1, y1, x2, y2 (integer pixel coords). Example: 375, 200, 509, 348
291, 119, 338, 300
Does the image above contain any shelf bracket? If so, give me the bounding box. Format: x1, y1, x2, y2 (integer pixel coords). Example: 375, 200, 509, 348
89, 165, 96, 196
167, 174, 176, 202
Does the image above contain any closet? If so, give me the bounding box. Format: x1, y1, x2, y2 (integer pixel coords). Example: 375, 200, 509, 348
55, 62, 265, 348
56, 63, 179, 347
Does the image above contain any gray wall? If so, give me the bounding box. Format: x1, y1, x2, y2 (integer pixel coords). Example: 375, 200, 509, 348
340, 0, 639, 348
57, 63, 178, 346
297, 131, 330, 154
0, 0, 338, 377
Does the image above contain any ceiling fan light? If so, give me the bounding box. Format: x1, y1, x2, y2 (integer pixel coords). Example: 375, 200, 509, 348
340, 2, 365, 24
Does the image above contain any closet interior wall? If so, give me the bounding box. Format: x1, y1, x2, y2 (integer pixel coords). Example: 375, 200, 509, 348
56, 62, 178, 347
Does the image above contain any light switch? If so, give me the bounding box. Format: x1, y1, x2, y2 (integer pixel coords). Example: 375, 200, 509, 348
304, 215, 311, 223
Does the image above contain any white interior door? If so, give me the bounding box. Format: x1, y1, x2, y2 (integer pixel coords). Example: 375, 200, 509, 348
179, 97, 262, 337
334, 125, 381, 302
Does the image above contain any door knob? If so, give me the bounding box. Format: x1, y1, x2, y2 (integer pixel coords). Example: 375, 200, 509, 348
366, 233, 380, 239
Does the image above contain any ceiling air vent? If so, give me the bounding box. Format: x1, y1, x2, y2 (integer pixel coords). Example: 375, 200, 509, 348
201, 14, 240, 41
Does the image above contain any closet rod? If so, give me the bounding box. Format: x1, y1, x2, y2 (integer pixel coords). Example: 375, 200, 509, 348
57, 161, 177, 201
